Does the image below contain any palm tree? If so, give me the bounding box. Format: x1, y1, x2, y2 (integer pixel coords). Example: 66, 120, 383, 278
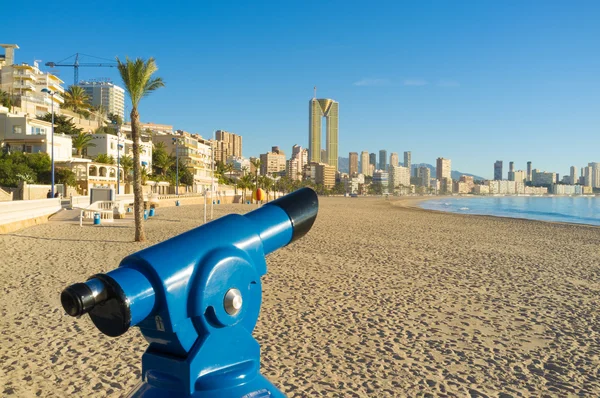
120, 155, 134, 183
117, 56, 165, 242
94, 153, 115, 164
250, 158, 261, 203
71, 132, 96, 158
63, 86, 92, 117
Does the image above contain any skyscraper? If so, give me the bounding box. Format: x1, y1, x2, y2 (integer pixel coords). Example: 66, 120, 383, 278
78, 81, 126, 120
508, 161, 515, 181
494, 161, 503, 181
436, 158, 451, 180
404, 151, 411, 171
369, 153, 377, 167
214, 130, 243, 163
527, 161, 532, 182
389, 152, 399, 169
418, 166, 431, 187
570, 166, 577, 185
379, 150, 387, 171
360, 151, 370, 176
349, 152, 359, 176
309, 98, 339, 170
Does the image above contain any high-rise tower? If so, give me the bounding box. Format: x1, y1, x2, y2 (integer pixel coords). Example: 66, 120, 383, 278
309, 98, 339, 170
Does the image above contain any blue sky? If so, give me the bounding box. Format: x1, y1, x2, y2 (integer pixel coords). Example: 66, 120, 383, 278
4, 0, 599, 179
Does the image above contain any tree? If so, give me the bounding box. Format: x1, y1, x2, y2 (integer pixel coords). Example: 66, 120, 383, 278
119, 155, 134, 183
72, 132, 96, 158
152, 142, 174, 176
250, 158, 261, 202
108, 113, 123, 126
56, 168, 77, 187
94, 125, 117, 135
0, 90, 12, 109
37, 113, 83, 136
117, 56, 165, 242
94, 154, 115, 164
63, 85, 92, 117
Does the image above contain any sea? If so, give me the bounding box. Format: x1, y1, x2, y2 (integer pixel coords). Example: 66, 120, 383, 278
420, 196, 600, 226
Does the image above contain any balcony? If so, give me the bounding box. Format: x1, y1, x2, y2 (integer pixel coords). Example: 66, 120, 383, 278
13, 71, 37, 81
14, 82, 36, 91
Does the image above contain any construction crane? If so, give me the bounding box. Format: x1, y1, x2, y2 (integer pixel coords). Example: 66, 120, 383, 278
45, 53, 117, 85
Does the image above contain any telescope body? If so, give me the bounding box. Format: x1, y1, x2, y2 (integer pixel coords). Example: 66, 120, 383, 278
61, 188, 318, 397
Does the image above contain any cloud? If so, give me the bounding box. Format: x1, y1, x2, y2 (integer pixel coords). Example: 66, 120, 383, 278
438, 80, 460, 87
353, 78, 391, 87
403, 79, 428, 86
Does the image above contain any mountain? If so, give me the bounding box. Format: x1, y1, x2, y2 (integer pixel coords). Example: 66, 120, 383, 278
337, 157, 485, 181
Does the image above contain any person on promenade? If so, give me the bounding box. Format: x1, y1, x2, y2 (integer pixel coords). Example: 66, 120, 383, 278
47, 190, 52, 198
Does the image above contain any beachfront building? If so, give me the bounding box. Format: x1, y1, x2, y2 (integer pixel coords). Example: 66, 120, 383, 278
588, 162, 600, 188
214, 130, 242, 164
0, 57, 65, 117
436, 157, 451, 180
287, 145, 308, 181
551, 184, 584, 195
389, 165, 410, 194
494, 160, 503, 181
373, 170, 389, 194
349, 152, 359, 176
304, 162, 335, 188
360, 151, 371, 176
87, 133, 152, 173
56, 158, 121, 195
417, 166, 431, 188
0, 109, 72, 161
77, 81, 125, 121
379, 150, 387, 171
389, 152, 399, 169
153, 131, 215, 191
404, 151, 411, 171
309, 98, 339, 170
473, 185, 490, 194
260, 148, 286, 176
532, 169, 557, 186
342, 173, 364, 194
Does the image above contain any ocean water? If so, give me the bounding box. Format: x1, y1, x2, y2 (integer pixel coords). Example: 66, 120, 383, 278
420, 196, 600, 226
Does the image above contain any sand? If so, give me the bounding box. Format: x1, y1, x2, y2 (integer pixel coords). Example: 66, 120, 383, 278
1, 196, 600, 397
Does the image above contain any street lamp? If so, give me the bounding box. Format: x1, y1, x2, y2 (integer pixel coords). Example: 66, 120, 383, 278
41, 88, 55, 197
172, 137, 179, 196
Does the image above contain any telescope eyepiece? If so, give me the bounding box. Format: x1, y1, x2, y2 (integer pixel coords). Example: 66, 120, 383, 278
61, 283, 96, 317
61, 278, 108, 317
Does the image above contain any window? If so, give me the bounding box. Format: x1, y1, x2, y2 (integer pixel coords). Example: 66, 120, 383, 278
13, 126, 23, 134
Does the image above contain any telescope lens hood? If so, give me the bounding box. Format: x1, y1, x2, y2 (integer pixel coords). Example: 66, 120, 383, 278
61, 283, 95, 317
268, 187, 318, 244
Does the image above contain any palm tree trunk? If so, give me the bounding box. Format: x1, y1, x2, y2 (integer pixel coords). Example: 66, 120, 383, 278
131, 107, 146, 242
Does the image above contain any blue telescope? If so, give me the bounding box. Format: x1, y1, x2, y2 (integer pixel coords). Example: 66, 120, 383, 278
61, 188, 318, 397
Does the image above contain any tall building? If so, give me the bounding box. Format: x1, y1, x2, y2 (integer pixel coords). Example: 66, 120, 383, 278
260, 149, 286, 176
360, 151, 371, 176
584, 166, 593, 187
349, 152, 359, 176
588, 162, 600, 188
320, 149, 327, 163
436, 157, 451, 181
214, 130, 243, 163
509, 161, 514, 173
389, 153, 399, 169
512, 170, 526, 183
287, 145, 308, 181
369, 153, 377, 167
494, 161, 503, 180
77, 81, 125, 120
309, 98, 339, 170
418, 166, 431, 188
527, 161, 532, 182
389, 165, 410, 192
532, 169, 557, 186
379, 150, 387, 171
570, 166, 577, 185
404, 151, 411, 170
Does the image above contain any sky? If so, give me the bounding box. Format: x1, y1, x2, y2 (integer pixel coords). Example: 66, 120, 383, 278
3, 0, 599, 179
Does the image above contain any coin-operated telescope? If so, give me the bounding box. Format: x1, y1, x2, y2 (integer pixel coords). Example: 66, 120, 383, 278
60, 188, 318, 397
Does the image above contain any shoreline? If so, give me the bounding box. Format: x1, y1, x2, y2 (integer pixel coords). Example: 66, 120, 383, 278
390, 195, 600, 229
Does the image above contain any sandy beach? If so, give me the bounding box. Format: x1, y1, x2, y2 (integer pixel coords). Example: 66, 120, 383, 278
1, 196, 600, 397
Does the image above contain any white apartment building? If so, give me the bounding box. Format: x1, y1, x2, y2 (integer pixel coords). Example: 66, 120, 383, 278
0, 59, 65, 116
78, 81, 125, 120
87, 133, 152, 173
0, 108, 72, 161
388, 165, 410, 193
